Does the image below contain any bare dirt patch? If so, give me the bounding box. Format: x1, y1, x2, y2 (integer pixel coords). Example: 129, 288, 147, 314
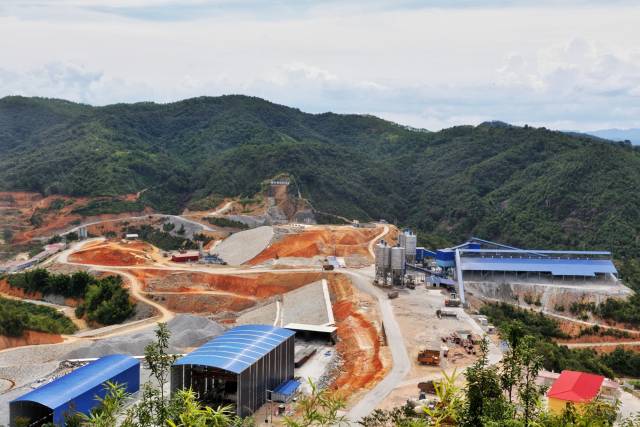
137, 269, 323, 298
248, 226, 382, 264
69, 240, 155, 266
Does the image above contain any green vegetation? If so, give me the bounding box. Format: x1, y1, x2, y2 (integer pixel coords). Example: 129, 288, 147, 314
8, 269, 95, 298
72, 198, 145, 216
204, 216, 249, 229
186, 194, 224, 211
76, 276, 136, 325
0, 296, 77, 336
125, 224, 197, 251
1, 96, 639, 258
8, 269, 135, 325
361, 338, 622, 427
480, 302, 633, 379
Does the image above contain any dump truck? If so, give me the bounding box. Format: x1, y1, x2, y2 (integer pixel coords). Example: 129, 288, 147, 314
417, 348, 441, 366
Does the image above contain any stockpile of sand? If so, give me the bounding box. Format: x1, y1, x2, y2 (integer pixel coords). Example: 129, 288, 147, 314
215, 226, 274, 265
65, 315, 224, 358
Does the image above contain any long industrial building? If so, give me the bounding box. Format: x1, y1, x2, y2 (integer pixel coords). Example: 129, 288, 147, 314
9, 354, 139, 426
171, 324, 295, 417
431, 238, 618, 304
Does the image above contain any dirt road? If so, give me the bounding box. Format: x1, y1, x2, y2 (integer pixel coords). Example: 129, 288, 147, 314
563, 341, 640, 348
343, 267, 411, 422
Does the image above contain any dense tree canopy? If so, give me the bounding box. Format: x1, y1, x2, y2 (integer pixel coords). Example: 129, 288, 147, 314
1, 95, 639, 256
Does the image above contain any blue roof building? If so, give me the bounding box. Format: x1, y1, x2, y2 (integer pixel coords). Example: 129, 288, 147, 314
10, 354, 139, 426
432, 238, 619, 304
171, 324, 295, 417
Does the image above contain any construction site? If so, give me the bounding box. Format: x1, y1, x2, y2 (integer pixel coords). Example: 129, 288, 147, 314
0, 189, 635, 425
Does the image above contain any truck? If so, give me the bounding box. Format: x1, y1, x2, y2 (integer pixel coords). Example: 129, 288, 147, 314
444, 298, 461, 307
417, 348, 441, 366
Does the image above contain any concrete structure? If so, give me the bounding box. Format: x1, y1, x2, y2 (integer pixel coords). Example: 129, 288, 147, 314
398, 229, 417, 263
547, 370, 607, 415
171, 251, 200, 263
9, 355, 139, 426
171, 325, 295, 417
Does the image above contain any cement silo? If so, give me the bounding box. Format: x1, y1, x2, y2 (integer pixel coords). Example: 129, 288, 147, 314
374, 241, 391, 284
403, 230, 417, 264
390, 246, 406, 285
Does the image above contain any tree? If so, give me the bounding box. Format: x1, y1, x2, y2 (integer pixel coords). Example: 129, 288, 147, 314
82, 382, 130, 427
422, 369, 462, 427
143, 322, 178, 425
283, 378, 348, 427
166, 389, 239, 427
516, 336, 546, 427
461, 338, 512, 426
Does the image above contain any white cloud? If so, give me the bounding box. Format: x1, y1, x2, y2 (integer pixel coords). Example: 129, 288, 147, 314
0, 2, 639, 130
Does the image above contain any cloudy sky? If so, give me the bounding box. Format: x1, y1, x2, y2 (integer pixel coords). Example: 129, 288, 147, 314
1, 0, 639, 131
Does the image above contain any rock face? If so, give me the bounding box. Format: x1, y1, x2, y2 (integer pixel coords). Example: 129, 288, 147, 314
464, 280, 632, 312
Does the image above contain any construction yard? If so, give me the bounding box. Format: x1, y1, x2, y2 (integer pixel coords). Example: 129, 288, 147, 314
0, 220, 400, 423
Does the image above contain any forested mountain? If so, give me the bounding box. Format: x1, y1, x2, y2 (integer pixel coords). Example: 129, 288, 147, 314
1, 95, 639, 256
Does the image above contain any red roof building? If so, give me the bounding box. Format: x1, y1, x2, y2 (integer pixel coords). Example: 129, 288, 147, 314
547, 370, 604, 412
171, 251, 200, 263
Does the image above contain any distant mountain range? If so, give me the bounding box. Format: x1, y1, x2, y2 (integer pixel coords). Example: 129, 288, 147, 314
584, 128, 640, 145
1, 96, 639, 257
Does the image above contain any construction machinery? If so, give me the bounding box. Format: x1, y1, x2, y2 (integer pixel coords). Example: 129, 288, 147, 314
417, 348, 441, 366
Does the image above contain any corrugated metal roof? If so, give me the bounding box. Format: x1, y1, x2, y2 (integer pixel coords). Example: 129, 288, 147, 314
459, 248, 612, 256
460, 257, 617, 276
11, 354, 138, 410
173, 325, 295, 374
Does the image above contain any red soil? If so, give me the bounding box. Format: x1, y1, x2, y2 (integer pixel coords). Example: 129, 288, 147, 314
327, 274, 387, 396
0, 191, 150, 244
0, 278, 42, 300
135, 269, 324, 299
0, 330, 63, 351
69, 241, 154, 266
248, 226, 382, 264
149, 293, 257, 314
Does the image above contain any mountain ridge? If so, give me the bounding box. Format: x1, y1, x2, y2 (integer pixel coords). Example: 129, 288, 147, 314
1, 95, 639, 257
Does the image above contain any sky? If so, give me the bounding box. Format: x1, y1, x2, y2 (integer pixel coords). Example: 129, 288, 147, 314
1, 0, 639, 131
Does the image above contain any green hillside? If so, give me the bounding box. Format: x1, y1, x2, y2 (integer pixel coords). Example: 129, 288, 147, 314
1, 95, 639, 257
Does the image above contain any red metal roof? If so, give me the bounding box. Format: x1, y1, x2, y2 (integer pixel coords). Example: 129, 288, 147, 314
547, 370, 604, 402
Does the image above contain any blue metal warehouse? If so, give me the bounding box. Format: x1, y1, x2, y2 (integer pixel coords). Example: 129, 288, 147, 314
171, 324, 295, 417
427, 238, 618, 304
10, 354, 140, 426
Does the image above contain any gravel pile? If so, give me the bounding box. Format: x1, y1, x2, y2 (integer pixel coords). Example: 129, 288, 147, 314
65, 315, 224, 359
215, 226, 274, 265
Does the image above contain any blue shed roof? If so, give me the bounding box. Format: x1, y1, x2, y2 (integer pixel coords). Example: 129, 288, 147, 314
173, 325, 295, 374
459, 257, 617, 276
11, 354, 139, 410
273, 379, 300, 396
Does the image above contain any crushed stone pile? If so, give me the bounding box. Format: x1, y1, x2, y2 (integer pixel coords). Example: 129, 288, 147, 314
65, 315, 224, 359
215, 225, 274, 265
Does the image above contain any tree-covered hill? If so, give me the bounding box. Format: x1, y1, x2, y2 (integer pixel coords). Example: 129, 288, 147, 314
1, 95, 639, 256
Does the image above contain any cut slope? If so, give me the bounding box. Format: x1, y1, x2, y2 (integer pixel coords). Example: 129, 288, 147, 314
215, 226, 274, 265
